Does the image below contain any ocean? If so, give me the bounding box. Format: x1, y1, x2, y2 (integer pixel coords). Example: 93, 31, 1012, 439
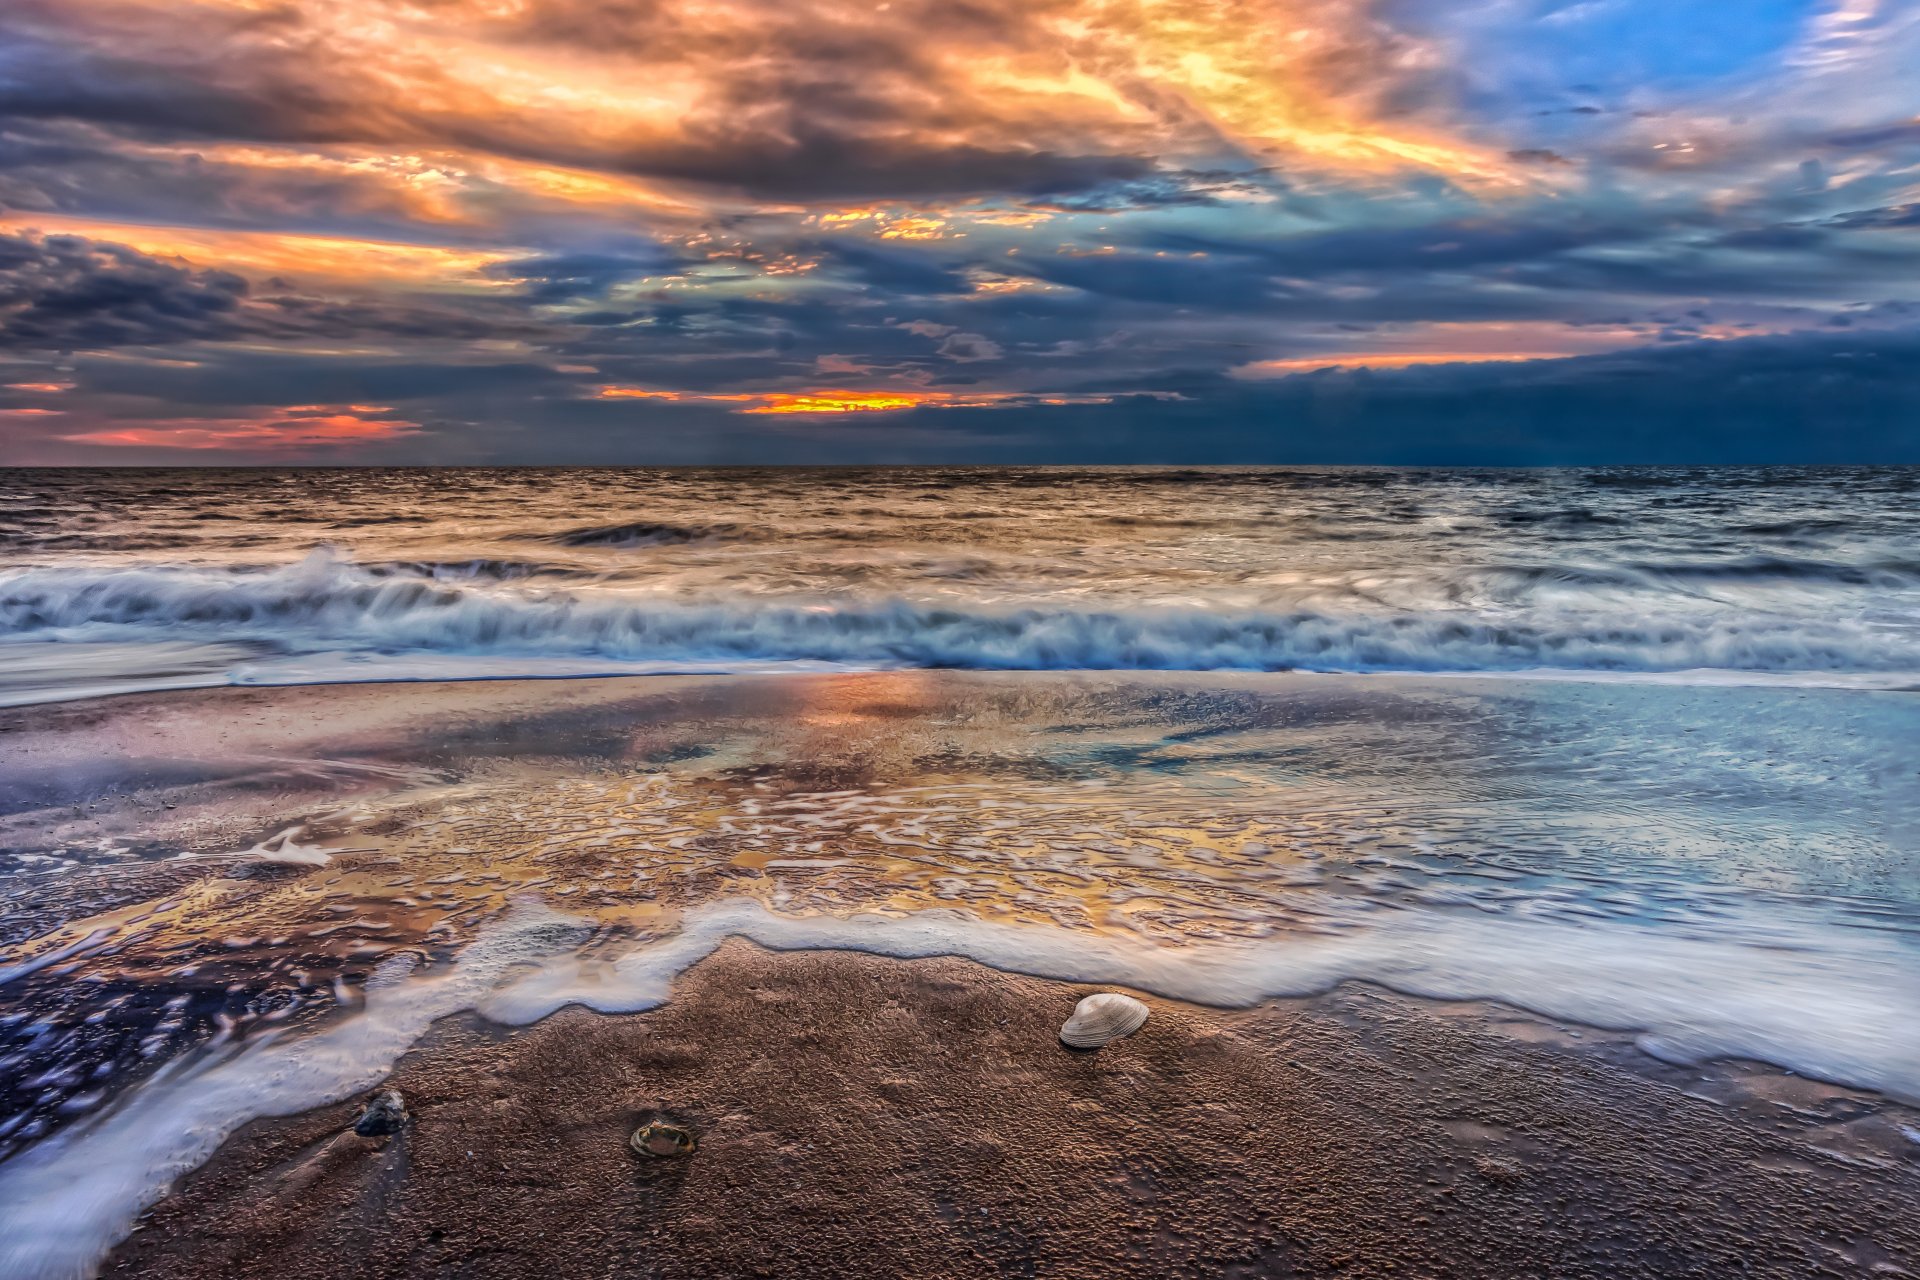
3, 465, 1919, 700
0, 467, 1916, 1275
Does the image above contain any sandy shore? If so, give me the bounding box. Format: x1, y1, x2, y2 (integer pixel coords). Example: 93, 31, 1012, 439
104, 941, 1918, 1279
3, 672, 1916, 1277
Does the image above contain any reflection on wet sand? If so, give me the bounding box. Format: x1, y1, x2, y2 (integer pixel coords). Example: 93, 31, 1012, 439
0, 672, 1917, 1276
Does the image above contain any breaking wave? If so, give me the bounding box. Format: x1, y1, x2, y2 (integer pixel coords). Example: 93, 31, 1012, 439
1, 551, 1915, 680
551, 520, 755, 548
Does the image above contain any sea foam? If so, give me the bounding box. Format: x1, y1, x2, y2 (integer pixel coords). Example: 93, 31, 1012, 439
1, 896, 1915, 1280
2, 551, 1916, 700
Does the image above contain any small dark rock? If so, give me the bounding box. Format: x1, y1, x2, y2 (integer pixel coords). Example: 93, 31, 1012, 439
353, 1089, 409, 1138
1473, 1155, 1525, 1185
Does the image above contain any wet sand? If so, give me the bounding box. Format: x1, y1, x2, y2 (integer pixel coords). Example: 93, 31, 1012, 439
105, 941, 1919, 1279
4, 672, 1917, 1277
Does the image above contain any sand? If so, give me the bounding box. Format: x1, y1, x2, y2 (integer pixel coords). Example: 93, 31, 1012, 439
4, 673, 1916, 1277
105, 941, 1919, 1279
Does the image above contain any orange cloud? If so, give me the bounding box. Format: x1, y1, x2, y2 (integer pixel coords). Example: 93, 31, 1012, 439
0, 215, 518, 292
741, 391, 940, 415
598, 385, 961, 413
26, 0, 1526, 209
595, 385, 1134, 415
1232, 321, 1662, 377
63, 409, 423, 452
1239, 352, 1552, 373
597, 387, 759, 404
814, 209, 957, 241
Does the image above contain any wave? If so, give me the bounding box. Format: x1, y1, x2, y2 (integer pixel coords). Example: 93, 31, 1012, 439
551, 520, 754, 548
1, 551, 1915, 678
1629, 554, 1920, 586
363, 558, 591, 582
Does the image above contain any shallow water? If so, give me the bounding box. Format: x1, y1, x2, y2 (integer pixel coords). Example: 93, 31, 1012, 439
3, 466, 1919, 701
2, 463, 1918, 1275
0, 670, 1915, 1276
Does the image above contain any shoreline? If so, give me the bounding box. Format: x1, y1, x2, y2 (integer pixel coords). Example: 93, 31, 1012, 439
5, 649, 1918, 714
10, 889, 1920, 1279
104, 941, 1920, 1279
2, 671, 1915, 1276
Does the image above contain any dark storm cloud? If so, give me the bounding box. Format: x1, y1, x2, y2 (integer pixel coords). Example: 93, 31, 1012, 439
0, 121, 503, 246
1139, 218, 1649, 281
0, 7, 364, 145
72, 350, 576, 408
440, 326, 1920, 464
0, 230, 536, 350
1097, 212, 1920, 316
1023, 169, 1281, 212
1822, 204, 1920, 231
0, 0, 1160, 202
861, 328, 1920, 466
1010, 252, 1289, 309
483, 249, 687, 302
1712, 225, 1829, 252
19, 306, 1920, 466
809, 243, 972, 296
961, 216, 1684, 321
0, 229, 249, 348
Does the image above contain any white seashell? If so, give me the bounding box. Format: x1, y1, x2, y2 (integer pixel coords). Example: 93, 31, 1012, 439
1059, 992, 1149, 1049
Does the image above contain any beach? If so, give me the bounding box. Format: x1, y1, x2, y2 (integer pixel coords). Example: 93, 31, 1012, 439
2, 670, 1917, 1277
102, 943, 1920, 1279
6, 0, 1920, 1257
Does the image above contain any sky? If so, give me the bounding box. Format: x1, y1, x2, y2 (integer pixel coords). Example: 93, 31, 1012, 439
1, 0, 1919, 465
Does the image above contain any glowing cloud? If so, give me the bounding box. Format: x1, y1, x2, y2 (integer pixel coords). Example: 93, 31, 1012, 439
594, 386, 1133, 414
740, 391, 940, 415
1232, 322, 1664, 377
0, 216, 519, 292
63, 409, 424, 452
3, 0, 1917, 463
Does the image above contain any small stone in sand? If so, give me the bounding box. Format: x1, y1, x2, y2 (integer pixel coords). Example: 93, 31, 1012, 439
1474, 1156, 1526, 1185
352, 1089, 409, 1138
630, 1120, 696, 1158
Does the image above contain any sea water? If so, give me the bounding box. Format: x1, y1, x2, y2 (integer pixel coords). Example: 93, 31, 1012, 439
1, 467, 1916, 1277
3, 465, 1918, 699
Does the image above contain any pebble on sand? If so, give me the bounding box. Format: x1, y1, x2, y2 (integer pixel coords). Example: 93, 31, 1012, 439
353, 1090, 409, 1138
630, 1120, 696, 1158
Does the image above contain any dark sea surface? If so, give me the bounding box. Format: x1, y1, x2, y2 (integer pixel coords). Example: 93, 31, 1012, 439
0, 468, 1917, 1276
3, 465, 1919, 701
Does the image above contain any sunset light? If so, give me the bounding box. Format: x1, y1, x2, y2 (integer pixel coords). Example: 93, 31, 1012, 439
0, 6, 1917, 1276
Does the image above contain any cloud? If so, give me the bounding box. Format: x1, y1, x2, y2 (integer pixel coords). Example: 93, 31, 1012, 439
588, 325, 1920, 462
0, 227, 542, 351
1074, 327, 1920, 465
812, 242, 971, 295
0, 0, 1518, 204
0, 229, 249, 348
61, 407, 423, 451
483, 248, 685, 302
1822, 203, 1920, 230
937, 331, 1003, 362
593, 383, 1122, 414
3, 0, 1919, 463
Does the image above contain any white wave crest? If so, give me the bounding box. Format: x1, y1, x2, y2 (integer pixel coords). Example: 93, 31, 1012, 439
1, 549, 1916, 681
